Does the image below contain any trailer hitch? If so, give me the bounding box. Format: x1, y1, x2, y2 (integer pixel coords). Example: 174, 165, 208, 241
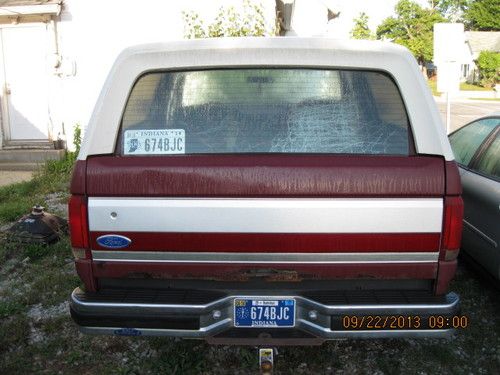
259, 347, 277, 374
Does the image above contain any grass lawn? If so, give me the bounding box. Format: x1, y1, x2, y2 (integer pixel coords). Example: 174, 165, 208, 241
460, 82, 493, 91
427, 80, 440, 96
427, 80, 493, 96
469, 98, 500, 101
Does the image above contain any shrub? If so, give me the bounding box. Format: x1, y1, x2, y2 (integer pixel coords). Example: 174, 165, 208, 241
476, 51, 500, 88
183, 0, 277, 39
44, 124, 81, 175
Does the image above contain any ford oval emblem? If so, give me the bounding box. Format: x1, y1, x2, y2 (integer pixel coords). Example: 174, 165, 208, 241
96, 235, 131, 249
114, 328, 142, 336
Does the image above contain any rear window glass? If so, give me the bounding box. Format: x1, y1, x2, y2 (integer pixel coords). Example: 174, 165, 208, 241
120, 69, 410, 155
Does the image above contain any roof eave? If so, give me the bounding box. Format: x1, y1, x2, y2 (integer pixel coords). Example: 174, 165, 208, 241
0, 3, 61, 17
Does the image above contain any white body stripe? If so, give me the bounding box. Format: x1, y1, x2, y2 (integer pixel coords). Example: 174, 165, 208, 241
88, 198, 443, 234
91, 250, 439, 263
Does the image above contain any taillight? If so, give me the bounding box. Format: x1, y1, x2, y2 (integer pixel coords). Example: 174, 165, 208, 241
68, 195, 89, 256
441, 196, 464, 260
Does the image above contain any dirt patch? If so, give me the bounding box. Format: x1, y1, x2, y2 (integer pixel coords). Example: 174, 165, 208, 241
28, 301, 69, 322
0, 171, 33, 187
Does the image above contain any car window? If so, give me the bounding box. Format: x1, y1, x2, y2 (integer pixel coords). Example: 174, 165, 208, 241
120, 69, 411, 156
474, 132, 500, 179
448, 118, 498, 166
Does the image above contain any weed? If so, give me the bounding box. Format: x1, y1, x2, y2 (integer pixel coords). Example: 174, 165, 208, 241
40, 315, 68, 335
426, 343, 455, 364
0, 236, 24, 262
149, 339, 208, 374
0, 300, 25, 318
22, 243, 52, 260
73, 124, 82, 155
24, 270, 80, 307
0, 198, 37, 223
0, 314, 30, 352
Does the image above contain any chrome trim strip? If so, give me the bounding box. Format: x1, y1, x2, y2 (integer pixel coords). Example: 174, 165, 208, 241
88, 197, 443, 234
298, 292, 459, 315
463, 219, 497, 248
79, 325, 454, 339
91, 250, 439, 263
71, 289, 459, 316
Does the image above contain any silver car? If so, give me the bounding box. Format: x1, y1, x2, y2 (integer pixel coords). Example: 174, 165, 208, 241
449, 113, 500, 281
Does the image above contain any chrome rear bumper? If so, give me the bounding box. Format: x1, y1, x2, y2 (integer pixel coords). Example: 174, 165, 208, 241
70, 288, 460, 344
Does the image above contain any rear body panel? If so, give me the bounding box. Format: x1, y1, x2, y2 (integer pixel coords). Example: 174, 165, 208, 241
85, 155, 445, 197
84, 154, 445, 283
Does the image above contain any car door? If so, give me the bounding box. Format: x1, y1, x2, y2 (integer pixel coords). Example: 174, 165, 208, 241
449, 117, 500, 279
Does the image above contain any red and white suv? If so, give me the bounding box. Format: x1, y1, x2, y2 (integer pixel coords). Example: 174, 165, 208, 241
69, 38, 462, 345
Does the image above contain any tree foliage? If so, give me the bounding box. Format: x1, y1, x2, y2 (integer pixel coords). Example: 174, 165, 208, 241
476, 51, 500, 87
182, 0, 277, 39
464, 0, 500, 31
377, 0, 445, 64
350, 12, 375, 40
428, 0, 470, 22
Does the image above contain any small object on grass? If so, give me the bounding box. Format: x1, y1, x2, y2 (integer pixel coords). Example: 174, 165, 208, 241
7, 205, 68, 245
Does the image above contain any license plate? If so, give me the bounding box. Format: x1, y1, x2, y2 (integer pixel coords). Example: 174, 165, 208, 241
124, 129, 185, 155
234, 298, 295, 328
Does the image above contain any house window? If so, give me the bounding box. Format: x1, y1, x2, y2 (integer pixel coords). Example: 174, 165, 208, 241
461, 64, 469, 78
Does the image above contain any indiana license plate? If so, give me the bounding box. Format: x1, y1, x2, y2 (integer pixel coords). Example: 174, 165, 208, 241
123, 129, 185, 155
234, 298, 295, 328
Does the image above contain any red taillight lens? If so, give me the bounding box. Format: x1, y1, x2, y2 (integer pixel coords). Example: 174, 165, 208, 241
442, 196, 464, 258
68, 195, 89, 249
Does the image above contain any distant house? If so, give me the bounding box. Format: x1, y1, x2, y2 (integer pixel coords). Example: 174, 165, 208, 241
276, 0, 339, 36
462, 31, 500, 82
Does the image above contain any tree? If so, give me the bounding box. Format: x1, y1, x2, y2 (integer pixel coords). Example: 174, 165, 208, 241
464, 0, 500, 31
182, 0, 277, 39
377, 0, 445, 65
428, 0, 470, 22
350, 12, 375, 40
476, 51, 500, 87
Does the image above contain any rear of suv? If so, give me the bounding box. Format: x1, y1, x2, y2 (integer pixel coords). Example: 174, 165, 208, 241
69, 38, 462, 345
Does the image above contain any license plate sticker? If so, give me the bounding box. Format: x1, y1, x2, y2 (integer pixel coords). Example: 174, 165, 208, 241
124, 129, 185, 155
234, 298, 295, 328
